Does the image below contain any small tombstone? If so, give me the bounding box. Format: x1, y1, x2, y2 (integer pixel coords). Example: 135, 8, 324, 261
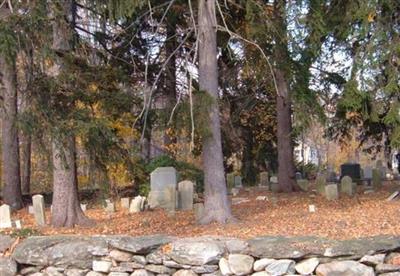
28, 205, 34, 214
231, 188, 239, 196
295, 172, 302, 180
341, 176, 355, 196
32, 194, 46, 226
297, 179, 309, 192
80, 204, 87, 212
105, 201, 115, 213
316, 174, 326, 195
270, 182, 280, 193
149, 167, 178, 209
372, 168, 382, 190
270, 176, 278, 183
178, 180, 194, 210
164, 186, 177, 213
140, 197, 147, 211
14, 220, 22, 229
226, 173, 235, 190
309, 205, 316, 213
129, 196, 144, 213
234, 175, 243, 188
364, 166, 373, 180
259, 171, 269, 187
0, 205, 12, 228
325, 184, 339, 200
387, 191, 400, 201
256, 196, 267, 201
121, 198, 130, 209
194, 203, 204, 221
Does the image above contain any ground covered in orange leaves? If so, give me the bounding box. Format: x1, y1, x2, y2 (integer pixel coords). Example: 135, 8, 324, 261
7, 181, 400, 240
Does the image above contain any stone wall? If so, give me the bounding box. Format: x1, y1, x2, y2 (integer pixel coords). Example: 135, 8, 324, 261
1, 234, 400, 275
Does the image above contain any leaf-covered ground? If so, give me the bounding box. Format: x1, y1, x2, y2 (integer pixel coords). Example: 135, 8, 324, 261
9, 182, 400, 239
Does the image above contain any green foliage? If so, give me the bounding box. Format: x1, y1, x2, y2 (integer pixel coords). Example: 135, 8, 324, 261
295, 162, 318, 179
8, 228, 41, 238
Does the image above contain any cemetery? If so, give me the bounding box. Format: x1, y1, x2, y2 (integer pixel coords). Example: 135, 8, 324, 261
1, 0, 400, 275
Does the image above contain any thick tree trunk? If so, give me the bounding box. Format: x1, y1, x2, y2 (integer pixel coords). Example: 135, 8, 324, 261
197, 0, 234, 224
0, 56, 23, 209
276, 69, 297, 192
50, 0, 90, 227
51, 137, 91, 227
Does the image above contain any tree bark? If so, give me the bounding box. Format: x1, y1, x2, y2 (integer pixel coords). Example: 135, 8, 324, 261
197, 0, 234, 224
50, 0, 91, 227
0, 55, 23, 209
276, 69, 297, 192
20, 134, 31, 195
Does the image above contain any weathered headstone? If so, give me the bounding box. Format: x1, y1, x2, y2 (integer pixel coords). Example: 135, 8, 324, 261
194, 203, 204, 221
80, 204, 87, 212
259, 171, 269, 187
32, 194, 46, 226
178, 180, 194, 210
372, 168, 382, 190
387, 191, 400, 201
309, 205, 316, 213
121, 197, 130, 209
129, 196, 144, 213
234, 175, 243, 188
14, 220, 22, 229
226, 173, 235, 190
105, 201, 115, 213
164, 186, 177, 213
28, 205, 34, 214
0, 205, 12, 228
341, 176, 355, 196
295, 172, 302, 180
316, 174, 326, 195
149, 167, 178, 209
297, 179, 309, 192
270, 176, 278, 183
325, 184, 339, 200
231, 188, 239, 196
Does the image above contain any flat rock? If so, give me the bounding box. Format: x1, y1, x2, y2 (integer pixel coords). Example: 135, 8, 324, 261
360, 254, 385, 265
316, 261, 374, 276
92, 260, 112, 273
376, 263, 400, 274
265, 259, 295, 276
0, 257, 17, 276
109, 235, 174, 254
167, 238, 225, 266
12, 236, 108, 269
228, 254, 254, 275
64, 268, 88, 276
191, 265, 219, 273
253, 258, 274, 271
0, 235, 15, 254
295, 257, 319, 275
173, 269, 198, 276
131, 269, 155, 276
109, 249, 133, 262
219, 257, 232, 276
251, 272, 269, 276
145, 264, 175, 274
387, 253, 400, 265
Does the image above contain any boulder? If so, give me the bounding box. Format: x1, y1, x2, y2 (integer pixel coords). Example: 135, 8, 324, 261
109, 235, 173, 254
0, 257, 17, 276
109, 249, 133, 262
316, 261, 374, 276
0, 235, 15, 254
92, 260, 112, 273
219, 257, 232, 276
227, 254, 254, 275
376, 263, 400, 274
294, 257, 319, 275
359, 254, 385, 265
265, 259, 295, 276
253, 258, 274, 271
168, 238, 225, 266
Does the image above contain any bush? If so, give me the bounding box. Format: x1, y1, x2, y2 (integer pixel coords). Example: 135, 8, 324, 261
145, 155, 204, 193
295, 162, 318, 179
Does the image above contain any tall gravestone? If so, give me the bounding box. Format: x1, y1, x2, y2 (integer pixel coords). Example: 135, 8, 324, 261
341, 176, 355, 196
316, 174, 326, 195
178, 180, 194, 210
149, 167, 178, 210
325, 184, 339, 200
121, 198, 130, 209
0, 204, 12, 228
259, 172, 269, 187
226, 173, 235, 190
32, 194, 46, 226
234, 175, 243, 188
372, 168, 382, 190
363, 166, 373, 184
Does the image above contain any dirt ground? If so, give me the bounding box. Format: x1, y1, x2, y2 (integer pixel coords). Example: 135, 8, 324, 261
7, 181, 400, 240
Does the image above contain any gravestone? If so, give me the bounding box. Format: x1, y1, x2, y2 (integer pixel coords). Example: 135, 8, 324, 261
28, 205, 34, 214
231, 188, 239, 196
105, 201, 115, 213
309, 205, 316, 213
325, 184, 339, 200
372, 168, 382, 190
295, 172, 302, 180
0, 205, 12, 228
270, 176, 278, 183
178, 180, 194, 210
14, 220, 22, 229
194, 203, 204, 221
259, 171, 269, 187
234, 175, 243, 188
363, 166, 373, 183
32, 194, 46, 226
270, 175, 279, 192
164, 186, 177, 213
121, 197, 130, 209
341, 176, 355, 196
316, 174, 326, 195
340, 163, 361, 182
129, 196, 144, 213
297, 179, 309, 192
149, 167, 178, 209
80, 204, 87, 212
226, 173, 235, 190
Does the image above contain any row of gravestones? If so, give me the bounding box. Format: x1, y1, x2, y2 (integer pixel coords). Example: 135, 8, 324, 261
148, 167, 195, 212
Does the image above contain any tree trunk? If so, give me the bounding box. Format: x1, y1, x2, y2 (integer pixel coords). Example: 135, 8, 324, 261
20, 135, 31, 195
51, 137, 91, 227
276, 69, 297, 192
197, 0, 234, 224
50, 0, 91, 227
0, 55, 23, 209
